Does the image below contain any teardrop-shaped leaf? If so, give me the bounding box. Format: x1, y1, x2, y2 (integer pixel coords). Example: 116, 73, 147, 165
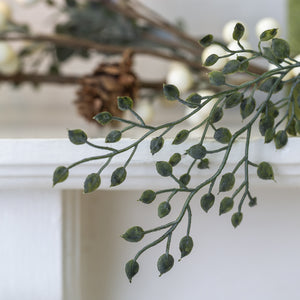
139, 190, 156, 204
199, 34, 213, 47
53, 166, 69, 186
158, 201, 171, 218
172, 129, 189, 145
225, 92, 243, 109
156, 161, 173, 177
209, 71, 225, 86
219, 173, 235, 192
231, 212, 243, 228
271, 38, 290, 59
274, 130, 288, 149
84, 173, 101, 193
186, 144, 207, 159
150, 136, 164, 155
240, 97, 256, 119
260, 28, 278, 41
214, 127, 232, 144
111, 167, 127, 186
232, 23, 245, 41
200, 193, 215, 212
68, 129, 87, 145
105, 130, 122, 143
204, 54, 219, 67
163, 84, 180, 101
219, 197, 234, 215
257, 162, 274, 180
117, 96, 133, 111
222, 60, 240, 74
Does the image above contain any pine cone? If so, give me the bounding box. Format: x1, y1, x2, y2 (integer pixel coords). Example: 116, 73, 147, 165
75, 49, 138, 124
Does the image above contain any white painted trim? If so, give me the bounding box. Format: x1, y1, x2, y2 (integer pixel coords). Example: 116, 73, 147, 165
0, 137, 300, 190
62, 190, 82, 300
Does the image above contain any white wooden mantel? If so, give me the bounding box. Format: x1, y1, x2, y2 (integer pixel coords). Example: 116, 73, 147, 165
1, 137, 300, 300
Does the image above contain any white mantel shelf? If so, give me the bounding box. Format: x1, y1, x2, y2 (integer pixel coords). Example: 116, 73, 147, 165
1, 137, 300, 190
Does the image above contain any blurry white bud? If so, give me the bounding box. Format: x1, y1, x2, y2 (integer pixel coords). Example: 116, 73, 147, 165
291, 54, 300, 78
135, 99, 154, 124
0, 42, 16, 64
166, 62, 193, 93
0, 1, 11, 29
15, 0, 40, 6
185, 89, 215, 126
227, 40, 252, 59
222, 20, 248, 44
268, 60, 294, 81
256, 18, 280, 39
0, 55, 19, 75
201, 45, 228, 70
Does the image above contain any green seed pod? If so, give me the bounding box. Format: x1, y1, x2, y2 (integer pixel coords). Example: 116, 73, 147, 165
197, 158, 209, 169
150, 136, 164, 155
163, 84, 180, 101
240, 96, 256, 119
179, 173, 191, 186
260, 28, 278, 41
105, 130, 122, 143
219, 197, 234, 215
186, 144, 207, 159
84, 173, 101, 193
295, 120, 300, 134
237, 56, 249, 71
179, 236, 194, 259
264, 128, 274, 144
214, 127, 232, 144
231, 212, 243, 228
122, 226, 144, 242
232, 22, 245, 41
68, 129, 87, 145
172, 129, 189, 145
117, 96, 133, 111
200, 193, 215, 213
219, 173, 235, 192
158, 201, 171, 218
199, 34, 213, 47
204, 54, 219, 67
156, 161, 173, 177
259, 115, 274, 136
169, 153, 181, 167
257, 161, 274, 180
209, 71, 225, 86
186, 93, 202, 108
53, 166, 69, 186
210, 107, 223, 123
110, 167, 127, 186
259, 77, 283, 93
157, 254, 174, 276
139, 189, 156, 204
125, 259, 139, 283
93, 111, 112, 125
271, 38, 290, 59
274, 130, 288, 149
222, 60, 240, 74
225, 92, 243, 109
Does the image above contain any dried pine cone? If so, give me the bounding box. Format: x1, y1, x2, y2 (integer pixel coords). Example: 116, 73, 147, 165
75, 49, 138, 124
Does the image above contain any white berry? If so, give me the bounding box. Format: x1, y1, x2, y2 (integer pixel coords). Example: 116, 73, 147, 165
0, 43, 16, 64
0, 55, 19, 75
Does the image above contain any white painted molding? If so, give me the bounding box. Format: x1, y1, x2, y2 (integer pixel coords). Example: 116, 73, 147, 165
1, 137, 300, 190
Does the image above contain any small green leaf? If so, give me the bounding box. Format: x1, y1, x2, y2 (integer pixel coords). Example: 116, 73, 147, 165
125, 260, 139, 283
68, 129, 87, 145
156, 161, 173, 177
105, 130, 122, 143
219, 173, 235, 192
199, 34, 213, 47
264, 128, 274, 143
179, 173, 191, 186
259, 77, 283, 93
225, 92, 243, 109
172, 129, 189, 145
260, 28, 278, 41
93, 112, 112, 125
209, 71, 225, 86
186, 144, 207, 159
263, 47, 282, 65
295, 120, 300, 134
111, 167, 127, 186
271, 38, 290, 59
139, 190, 156, 204
158, 201, 171, 218
231, 212, 243, 228
122, 226, 144, 242
150, 136, 164, 155
240, 97, 256, 119
214, 127, 232, 144
286, 119, 297, 136
200, 193, 215, 212
232, 22, 245, 41
249, 197, 257, 207
84, 173, 101, 193
117, 96, 133, 111
53, 166, 69, 186
179, 236, 194, 259
204, 54, 219, 67
259, 115, 274, 136
169, 153, 181, 167
219, 197, 234, 215
237, 56, 249, 71
163, 84, 180, 101
197, 158, 209, 169
222, 60, 240, 74
157, 254, 174, 276
210, 107, 223, 123
186, 93, 202, 108
274, 130, 288, 149
257, 162, 274, 180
